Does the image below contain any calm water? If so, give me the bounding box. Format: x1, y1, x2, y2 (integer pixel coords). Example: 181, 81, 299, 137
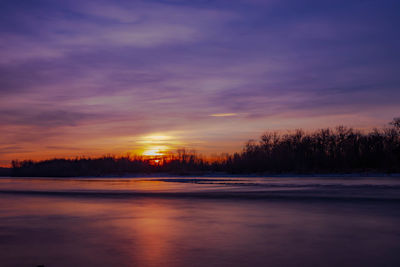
1, 176, 400, 267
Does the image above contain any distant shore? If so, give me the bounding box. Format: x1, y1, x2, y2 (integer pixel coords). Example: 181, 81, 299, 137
2, 171, 400, 178
8, 123, 400, 177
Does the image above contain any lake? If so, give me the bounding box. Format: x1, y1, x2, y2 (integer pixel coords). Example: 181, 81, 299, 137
0, 176, 400, 267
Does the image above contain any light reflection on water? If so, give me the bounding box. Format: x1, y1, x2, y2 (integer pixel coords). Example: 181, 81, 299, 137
0, 177, 400, 266
1, 176, 400, 193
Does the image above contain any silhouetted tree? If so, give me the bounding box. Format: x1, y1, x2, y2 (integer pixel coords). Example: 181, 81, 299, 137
10, 117, 400, 176
390, 117, 400, 130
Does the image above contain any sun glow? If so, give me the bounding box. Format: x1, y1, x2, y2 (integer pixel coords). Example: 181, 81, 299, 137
139, 134, 172, 144
142, 145, 169, 156
137, 133, 184, 157
142, 149, 164, 156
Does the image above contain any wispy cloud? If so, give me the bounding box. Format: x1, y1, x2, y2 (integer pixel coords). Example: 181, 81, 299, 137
0, 0, 399, 165
210, 113, 238, 117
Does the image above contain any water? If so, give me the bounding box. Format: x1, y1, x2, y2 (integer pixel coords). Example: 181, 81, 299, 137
0, 176, 400, 267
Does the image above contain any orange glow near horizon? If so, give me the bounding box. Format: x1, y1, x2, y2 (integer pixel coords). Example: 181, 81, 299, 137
142, 148, 165, 156
138, 134, 180, 157
0, 116, 391, 168
141, 145, 170, 157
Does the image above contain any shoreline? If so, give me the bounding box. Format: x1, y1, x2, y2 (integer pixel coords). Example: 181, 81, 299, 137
1, 172, 400, 179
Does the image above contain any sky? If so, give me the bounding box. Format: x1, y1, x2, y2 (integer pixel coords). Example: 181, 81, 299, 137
1, 0, 399, 165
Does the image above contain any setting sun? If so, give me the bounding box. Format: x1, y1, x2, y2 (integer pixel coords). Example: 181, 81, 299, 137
142, 149, 164, 156
136, 133, 184, 157
142, 145, 169, 156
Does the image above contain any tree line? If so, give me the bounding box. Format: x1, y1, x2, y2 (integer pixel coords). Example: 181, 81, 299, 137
10, 118, 400, 176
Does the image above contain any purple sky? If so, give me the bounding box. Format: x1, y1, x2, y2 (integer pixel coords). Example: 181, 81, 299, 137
1, 0, 399, 165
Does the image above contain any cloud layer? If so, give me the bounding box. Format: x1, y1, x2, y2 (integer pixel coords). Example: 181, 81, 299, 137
1, 0, 399, 165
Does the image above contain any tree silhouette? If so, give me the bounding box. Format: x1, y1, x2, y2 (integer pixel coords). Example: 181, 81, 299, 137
10, 117, 400, 176
390, 117, 400, 130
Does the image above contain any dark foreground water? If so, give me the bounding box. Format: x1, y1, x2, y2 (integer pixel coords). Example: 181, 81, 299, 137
0, 176, 400, 267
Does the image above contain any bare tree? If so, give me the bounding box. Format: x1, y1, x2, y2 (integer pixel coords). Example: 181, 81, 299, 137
390, 117, 400, 129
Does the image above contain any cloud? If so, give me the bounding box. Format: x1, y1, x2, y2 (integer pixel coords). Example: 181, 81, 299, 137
0, 1, 237, 64
210, 113, 238, 117
0, 0, 399, 164
0, 108, 96, 127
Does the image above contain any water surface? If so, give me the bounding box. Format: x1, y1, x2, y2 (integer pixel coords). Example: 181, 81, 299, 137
0, 176, 400, 267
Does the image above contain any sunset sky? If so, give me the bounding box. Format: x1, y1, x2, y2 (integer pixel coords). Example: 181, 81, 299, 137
1, 0, 399, 166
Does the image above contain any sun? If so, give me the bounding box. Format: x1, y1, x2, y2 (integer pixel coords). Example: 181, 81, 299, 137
142, 145, 169, 156
136, 133, 182, 157
142, 149, 164, 156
